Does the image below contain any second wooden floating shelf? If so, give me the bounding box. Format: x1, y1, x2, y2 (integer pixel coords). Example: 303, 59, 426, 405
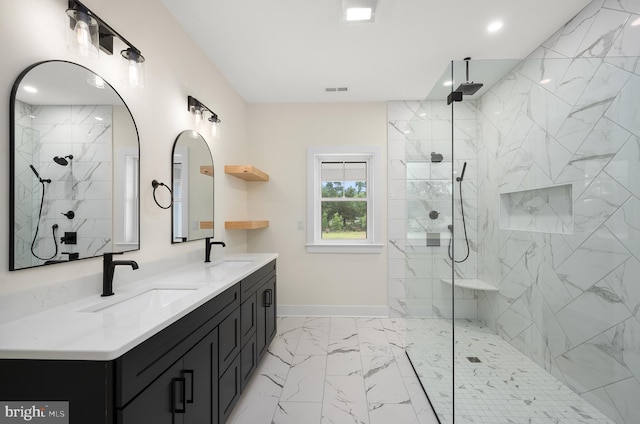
224, 165, 269, 181
225, 220, 269, 230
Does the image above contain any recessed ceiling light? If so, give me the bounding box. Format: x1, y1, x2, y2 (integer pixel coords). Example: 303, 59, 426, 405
487, 21, 503, 32
346, 7, 372, 21
632, 17, 640, 26
443, 80, 453, 87
23, 86, 37, 93
342, 0, 377, 22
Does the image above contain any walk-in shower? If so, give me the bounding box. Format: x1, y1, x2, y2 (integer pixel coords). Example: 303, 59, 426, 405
391, 42, 640, 423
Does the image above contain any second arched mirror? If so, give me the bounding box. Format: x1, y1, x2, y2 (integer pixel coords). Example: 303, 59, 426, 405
172, 130, 214, 243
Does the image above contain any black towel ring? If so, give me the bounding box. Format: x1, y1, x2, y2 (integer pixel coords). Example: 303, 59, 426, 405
151, 180, 173, 209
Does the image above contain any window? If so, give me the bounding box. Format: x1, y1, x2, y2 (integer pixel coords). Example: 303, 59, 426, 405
307, 146, 383, 253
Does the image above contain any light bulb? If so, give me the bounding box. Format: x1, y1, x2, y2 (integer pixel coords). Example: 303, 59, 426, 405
121, 49, 146, 88
194, 109, 203, 125
128, 60, 140, 87
74, 20, 91, 51
211, 120, 220, 139
66, 9, 99, 58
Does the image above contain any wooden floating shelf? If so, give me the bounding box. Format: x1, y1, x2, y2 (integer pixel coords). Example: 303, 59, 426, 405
225, 220, 269, 230
199, 221, 214, 229
224, 165, 269, 181
200, 166, 213, 177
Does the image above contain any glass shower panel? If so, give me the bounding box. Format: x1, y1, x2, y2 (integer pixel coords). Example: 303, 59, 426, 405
452, 56, 639, 424
403, 61, 456, 424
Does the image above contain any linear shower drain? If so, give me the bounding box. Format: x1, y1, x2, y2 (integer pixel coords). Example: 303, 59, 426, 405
467, 356, 481, 363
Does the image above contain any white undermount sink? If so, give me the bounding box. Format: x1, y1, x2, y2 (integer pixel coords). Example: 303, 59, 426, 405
208, 259, 254, 269
81, 288, 198, 314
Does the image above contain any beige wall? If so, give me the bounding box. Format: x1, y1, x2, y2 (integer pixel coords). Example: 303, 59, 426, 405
246, 103, 388, 311
0, 0, 249, 292
0, 1, 389, 313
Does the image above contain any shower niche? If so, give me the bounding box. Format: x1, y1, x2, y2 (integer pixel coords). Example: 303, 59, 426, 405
499, 184, 573, 234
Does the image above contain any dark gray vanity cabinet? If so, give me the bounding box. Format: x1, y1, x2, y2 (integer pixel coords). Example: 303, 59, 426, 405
0, 260, 277, 424
118, 327, 218, 424
239, 260, 277, 390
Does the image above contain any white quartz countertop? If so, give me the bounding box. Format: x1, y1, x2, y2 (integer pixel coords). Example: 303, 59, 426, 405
0, 253, 278, 361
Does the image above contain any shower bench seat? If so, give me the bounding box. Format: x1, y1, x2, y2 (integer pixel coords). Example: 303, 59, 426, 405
442, 278, 498, 291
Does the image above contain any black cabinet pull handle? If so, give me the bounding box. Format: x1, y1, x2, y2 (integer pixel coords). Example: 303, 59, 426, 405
172, 377, 186, 413
183, 369, 194, 404
264, 289, 272, 307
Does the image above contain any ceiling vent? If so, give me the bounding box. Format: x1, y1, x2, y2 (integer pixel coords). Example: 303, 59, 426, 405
325, 87, 349, 92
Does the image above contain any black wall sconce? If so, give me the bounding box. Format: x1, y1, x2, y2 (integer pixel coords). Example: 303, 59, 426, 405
188, 96, 221, 139
66, 0, 145, 88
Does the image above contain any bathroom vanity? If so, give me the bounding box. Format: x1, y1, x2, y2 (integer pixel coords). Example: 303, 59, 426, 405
0, 254, 277, 424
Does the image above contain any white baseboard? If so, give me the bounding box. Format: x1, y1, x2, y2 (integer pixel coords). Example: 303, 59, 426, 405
278, 304, 389, 317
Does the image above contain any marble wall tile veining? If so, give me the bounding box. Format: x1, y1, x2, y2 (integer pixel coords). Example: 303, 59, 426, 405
389, 2, 640, 423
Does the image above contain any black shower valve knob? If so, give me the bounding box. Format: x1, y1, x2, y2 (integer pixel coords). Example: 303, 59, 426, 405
61, 210, 75, 219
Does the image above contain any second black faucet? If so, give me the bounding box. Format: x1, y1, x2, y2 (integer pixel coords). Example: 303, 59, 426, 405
204, 237, 226, 262
102, 252, 139, 297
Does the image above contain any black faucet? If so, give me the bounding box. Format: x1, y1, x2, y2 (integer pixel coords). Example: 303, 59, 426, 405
102, 252, 139, 297
204, 237, 226, 262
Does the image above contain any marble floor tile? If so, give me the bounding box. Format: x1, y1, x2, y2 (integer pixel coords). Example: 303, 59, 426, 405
327, 339, 362, 376
362, 355, 411, 404
369, 403, 419, 424
296, 326, 330, 355
226, 373, 285, 424
322, 375, 369, 424
230, 317, 438, 424
280, 354, 327, 402
273, 401, 322, 424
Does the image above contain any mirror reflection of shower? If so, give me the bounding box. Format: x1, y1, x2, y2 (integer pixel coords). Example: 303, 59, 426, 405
53, 154, 73, 166
448, 161, 470, 263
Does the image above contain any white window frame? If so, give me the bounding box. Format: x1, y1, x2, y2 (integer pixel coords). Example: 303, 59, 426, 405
307, 146, 383, 253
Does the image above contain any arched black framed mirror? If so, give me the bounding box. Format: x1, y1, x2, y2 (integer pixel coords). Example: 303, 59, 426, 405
10, 61, 140, 270
171, 130, 214, 243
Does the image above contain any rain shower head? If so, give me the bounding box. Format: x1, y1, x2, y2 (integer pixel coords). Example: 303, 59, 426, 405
455, 57, 483, 96
53, 155, 73, 166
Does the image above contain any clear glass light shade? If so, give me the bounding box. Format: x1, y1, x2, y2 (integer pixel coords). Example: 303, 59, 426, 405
193, 108, 203, 125
121, 49, 145, 88
66, 9, 99, 58
210, 119, 220, 139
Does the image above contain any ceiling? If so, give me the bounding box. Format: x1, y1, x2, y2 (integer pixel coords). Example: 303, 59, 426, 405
161, 0, 592, 103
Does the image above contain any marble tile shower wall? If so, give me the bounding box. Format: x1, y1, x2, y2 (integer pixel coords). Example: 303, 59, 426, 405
14, 102, 113, 268
387, 100, 479, 320
475, 1, 640, 423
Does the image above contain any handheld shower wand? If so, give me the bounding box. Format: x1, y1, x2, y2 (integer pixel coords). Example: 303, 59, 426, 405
30, 164, 51, 183
456, 162, 467, 182
449, 162, 470, 263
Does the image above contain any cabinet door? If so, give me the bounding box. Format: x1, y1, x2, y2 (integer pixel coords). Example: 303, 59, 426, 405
219, 354, 241, 424
256, 278, 277, 359
183, 327, 218, 424
264, 278, 277, 345
240, 333, 257, 391
118, 360, 184, 424
240, 292, 257, 347
218, 308, 241, 376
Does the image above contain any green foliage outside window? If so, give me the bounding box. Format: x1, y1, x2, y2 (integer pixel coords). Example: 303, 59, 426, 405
321, 181, 367, 239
